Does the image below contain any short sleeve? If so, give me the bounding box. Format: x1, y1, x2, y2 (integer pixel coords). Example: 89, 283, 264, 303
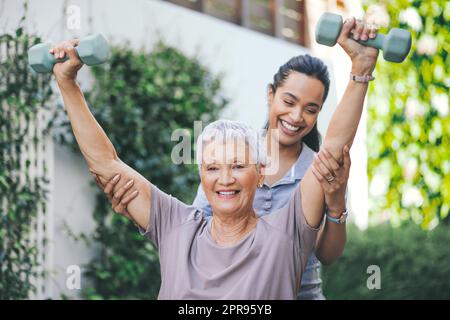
266, 184, 321, 255
140, 184, 193, 248
192, 184, 213, 217
290, 185, 321, 254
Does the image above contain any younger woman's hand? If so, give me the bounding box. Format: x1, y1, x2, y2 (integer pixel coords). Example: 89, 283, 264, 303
91, 172, 139, 219
311, 145, 351, 217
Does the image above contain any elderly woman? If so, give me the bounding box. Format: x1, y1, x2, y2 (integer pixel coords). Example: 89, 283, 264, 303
51, 16, 378, 299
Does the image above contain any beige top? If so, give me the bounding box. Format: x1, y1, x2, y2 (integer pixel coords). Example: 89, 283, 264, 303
141, 183, 319, 300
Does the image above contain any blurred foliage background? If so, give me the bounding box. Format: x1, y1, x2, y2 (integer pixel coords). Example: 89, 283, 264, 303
0, 22, 55, 298
322, 0, 449, 300
59, 42, 227, 299
322, 223, 450, 299
365, 0, 449, 229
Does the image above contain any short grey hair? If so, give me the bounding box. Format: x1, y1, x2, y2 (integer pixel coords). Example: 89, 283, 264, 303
196, 119, 267, 167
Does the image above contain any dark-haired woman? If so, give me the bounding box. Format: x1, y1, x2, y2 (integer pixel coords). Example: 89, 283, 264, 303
191, 54, 349, 300
97, 17, 378, 299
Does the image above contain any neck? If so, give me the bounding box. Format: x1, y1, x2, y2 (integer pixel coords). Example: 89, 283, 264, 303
211, 210, 257, 246
265, 128, 302, 161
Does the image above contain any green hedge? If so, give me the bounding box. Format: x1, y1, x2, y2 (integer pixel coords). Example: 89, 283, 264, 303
0, 26, 54, 299
322, 222, 450, 299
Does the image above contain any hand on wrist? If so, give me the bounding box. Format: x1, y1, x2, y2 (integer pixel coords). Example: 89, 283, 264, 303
326, 206, 346, 218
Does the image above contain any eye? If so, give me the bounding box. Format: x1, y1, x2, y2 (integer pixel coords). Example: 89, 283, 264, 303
232, 164, 245, 170
306, 106, 319, 114
284, 100, 294, 106
207, 166, 218, 171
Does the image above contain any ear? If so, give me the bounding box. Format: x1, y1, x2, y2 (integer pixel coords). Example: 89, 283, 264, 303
257, 164, 266, 185
198, 166, 205, 182
267, 85, 274, 106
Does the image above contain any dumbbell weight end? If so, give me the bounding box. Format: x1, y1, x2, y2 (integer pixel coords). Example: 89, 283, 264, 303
28, 43, 69, 73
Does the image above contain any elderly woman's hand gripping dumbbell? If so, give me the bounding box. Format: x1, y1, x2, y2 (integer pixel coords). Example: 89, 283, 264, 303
27, 34, 109, 75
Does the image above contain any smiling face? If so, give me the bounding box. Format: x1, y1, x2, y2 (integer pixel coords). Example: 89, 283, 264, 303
199, 139, 264, 217
268, 72, 325, 147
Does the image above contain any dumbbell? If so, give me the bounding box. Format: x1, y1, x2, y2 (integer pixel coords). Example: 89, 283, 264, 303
315, 13, 412, 63
28, 33, 110, 73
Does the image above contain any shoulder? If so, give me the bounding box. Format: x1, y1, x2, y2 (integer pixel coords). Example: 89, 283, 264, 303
150, 184, 203, 223
293, 143, 316, 180
261, 184, 302, 226
299, 143, 316, 165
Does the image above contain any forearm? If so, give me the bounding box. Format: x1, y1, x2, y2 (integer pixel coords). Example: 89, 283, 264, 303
301, 72, 370, 227
315, 188, 348, 264
315, 220, 347, 265
323, 64, 372, 161
57, 79, 118, 172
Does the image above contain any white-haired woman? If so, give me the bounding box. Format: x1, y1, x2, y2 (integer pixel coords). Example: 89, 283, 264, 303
51, 16, 378, 299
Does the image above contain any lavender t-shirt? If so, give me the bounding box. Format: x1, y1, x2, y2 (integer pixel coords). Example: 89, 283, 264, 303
141, 183, 319, 300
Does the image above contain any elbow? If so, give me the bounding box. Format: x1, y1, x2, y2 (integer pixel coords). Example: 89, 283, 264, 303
315, 240, 347, 265
317, 251, 344, 266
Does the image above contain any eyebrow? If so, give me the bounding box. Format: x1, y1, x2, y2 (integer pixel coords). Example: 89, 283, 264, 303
282, 92, 321, 109
203, 158, 247, 165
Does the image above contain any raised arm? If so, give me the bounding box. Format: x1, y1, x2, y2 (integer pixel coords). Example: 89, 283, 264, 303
51, 39, 151, 229
301, 17, 379, 228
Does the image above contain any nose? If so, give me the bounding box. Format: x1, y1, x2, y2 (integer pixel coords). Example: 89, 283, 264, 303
218, 167, 235, 186
290, 106, 304, 124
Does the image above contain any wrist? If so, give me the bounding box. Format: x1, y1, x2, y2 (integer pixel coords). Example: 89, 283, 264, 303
325, 207, 348, 224
56, 77, 78, 89
326, 206, 346, 218
351, 59, 375, 76
350, 72, 375, 83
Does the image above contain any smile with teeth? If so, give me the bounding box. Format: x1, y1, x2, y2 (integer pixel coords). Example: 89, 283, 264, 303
280, 119, 302, 132
217, 190, 239, 195
216, 190, 240, 199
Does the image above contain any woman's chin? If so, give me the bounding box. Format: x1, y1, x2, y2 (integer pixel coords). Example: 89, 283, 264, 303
278, 131, 303, 146
213, 204, 241, 215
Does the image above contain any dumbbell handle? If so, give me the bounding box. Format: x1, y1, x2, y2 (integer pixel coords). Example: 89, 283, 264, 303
51, 47, 82, 64
36, 43, 76, 63
353, 33, 385, 50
